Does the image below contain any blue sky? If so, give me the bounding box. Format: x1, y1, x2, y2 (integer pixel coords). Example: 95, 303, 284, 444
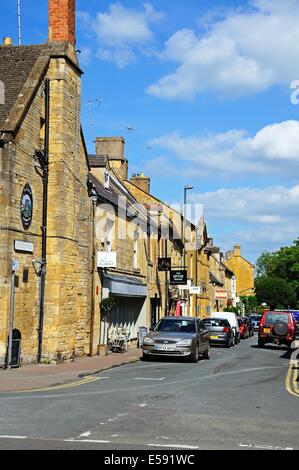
1, 0, 299, 263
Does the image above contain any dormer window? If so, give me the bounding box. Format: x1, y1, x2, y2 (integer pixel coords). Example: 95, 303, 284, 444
104, 169, 110, 189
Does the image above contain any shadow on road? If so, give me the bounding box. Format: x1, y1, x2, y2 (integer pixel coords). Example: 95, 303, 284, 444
251, 343, 293, 361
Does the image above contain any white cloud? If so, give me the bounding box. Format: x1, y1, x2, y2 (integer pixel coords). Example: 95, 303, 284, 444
189, 183, 299, 261
78, 3, 164, 67
148, 0, 299, 100
150, 120, 299, 179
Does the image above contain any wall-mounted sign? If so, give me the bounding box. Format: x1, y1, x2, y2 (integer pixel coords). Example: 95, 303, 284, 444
20, 184, 33, 231
14, 240, 34, 253
97, 251, 117, 268
170, 270, 187, 285
158, 257, 171, 272
190, 286, 203, 295
215, 290, 228, 300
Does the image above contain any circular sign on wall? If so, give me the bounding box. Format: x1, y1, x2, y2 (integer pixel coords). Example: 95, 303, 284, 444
20, 184, 33, 230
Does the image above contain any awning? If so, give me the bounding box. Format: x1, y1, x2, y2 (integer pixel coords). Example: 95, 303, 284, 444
209, 271, 224, 287
103, 273, 147, 298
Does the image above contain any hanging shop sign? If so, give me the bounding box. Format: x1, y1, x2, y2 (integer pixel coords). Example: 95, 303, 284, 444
215, 290, 228, 300
20, 184, 33, 231
190, 286, 203, 295
158, 257, 171, 272
170, 270, 187, 285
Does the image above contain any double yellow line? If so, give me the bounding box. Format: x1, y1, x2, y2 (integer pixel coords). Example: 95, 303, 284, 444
286, 349, 299, 398
17, 375, 101, 393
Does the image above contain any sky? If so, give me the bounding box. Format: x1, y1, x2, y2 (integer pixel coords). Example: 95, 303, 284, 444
1, 0, 299, 263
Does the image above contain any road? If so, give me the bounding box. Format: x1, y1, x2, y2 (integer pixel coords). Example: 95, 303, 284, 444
0, 335, 298, 450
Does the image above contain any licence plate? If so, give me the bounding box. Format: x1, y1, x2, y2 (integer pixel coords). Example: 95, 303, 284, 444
210, 336, 219, 340
156, 345, 174, 351
264, 328, 271, 333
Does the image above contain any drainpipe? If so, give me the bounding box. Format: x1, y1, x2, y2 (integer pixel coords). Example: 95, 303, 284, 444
37, 79, 50, 363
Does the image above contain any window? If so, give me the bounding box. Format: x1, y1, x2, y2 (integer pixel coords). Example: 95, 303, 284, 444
104, 170, 110, 189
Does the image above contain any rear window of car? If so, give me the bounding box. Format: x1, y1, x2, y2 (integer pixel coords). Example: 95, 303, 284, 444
265, 313, 289, 325
155, 319, 196, 333
250, 316, 261, 321
203, 319, 229, 327
238, 318, 244, 325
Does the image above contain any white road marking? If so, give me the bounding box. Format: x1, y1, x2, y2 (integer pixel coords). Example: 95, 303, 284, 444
239, 443, 294, 450
79, 431, 92, 437
148, 443, 199, 450
139, 403, 148, 407
65, 439, 111, 444
134, 377, 166, 381
0, 435, 27, 439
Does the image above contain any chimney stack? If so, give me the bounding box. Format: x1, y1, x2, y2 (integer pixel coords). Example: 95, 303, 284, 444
3, 37, 13, 46
48, 0, 76, 46
130, 172, 151, 194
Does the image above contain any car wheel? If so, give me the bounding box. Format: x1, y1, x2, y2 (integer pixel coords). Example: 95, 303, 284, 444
258, 338, 265, 348
141, 353, 150, 361
190, 345, 199, 363
226, 338, 231, 348
203, 345, 210, 360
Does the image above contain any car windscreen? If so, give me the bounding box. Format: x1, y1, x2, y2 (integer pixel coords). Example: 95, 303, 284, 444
154, 319, 196, 333
265, 313, 289, 325
250, 316, 261, 321
203, 319, 229, 327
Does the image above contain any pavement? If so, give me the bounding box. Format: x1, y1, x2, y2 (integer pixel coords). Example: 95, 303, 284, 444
0, 347, 142, 393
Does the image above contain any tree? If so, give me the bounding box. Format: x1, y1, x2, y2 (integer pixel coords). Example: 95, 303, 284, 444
240, 296, 258, 314
255, 277, 296, 310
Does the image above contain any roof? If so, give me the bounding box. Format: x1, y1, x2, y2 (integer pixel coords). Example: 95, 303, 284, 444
0, 42, 81, 134
89, 173, 120, 208
88, 155, 108, 168
209, 271, 224, 287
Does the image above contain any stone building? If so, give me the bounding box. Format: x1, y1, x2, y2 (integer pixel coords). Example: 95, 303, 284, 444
0, 0, 92, 365
223, 245, 255, 297
88, 140, 160, 350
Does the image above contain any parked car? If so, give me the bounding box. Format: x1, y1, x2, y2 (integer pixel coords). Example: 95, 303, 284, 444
249, 314, 262, 331
274, 310, 299, 339
211, 312, 240, 345
142, 316, 210, 363
258, 311, 297, 348
238, 317, 250, 339
246, 316, 255, 337
202, 318, 234, 348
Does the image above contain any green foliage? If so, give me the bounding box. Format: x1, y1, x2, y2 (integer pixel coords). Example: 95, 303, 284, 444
255, 277, 296, 310
240, 295, 258, 314
224, 306, 240, 315
100, 297, 116, 315
255, 238, 299, 306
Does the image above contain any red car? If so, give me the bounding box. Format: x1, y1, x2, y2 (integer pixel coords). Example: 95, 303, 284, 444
258, 311, 296, 348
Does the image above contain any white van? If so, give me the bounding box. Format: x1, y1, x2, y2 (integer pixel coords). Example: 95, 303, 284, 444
211, 312, 240, 345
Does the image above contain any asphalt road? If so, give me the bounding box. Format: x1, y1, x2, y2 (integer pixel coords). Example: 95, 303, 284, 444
0, 334, 298, 451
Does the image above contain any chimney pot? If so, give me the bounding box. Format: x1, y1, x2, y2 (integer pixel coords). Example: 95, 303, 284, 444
3, 37, 13, 46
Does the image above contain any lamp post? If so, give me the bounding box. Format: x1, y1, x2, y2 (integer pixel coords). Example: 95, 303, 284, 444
183, 185, 193, 316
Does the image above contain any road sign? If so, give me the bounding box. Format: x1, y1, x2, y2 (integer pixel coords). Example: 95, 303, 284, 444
11, 260, 19, 272
15, 240, 34, 253
190, 286, 203, 295
170, 270, 187, 285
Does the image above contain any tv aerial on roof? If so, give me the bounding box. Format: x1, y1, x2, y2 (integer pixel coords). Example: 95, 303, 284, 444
126, 125, 135, 133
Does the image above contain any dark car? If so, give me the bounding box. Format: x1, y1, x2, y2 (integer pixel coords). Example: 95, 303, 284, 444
258, 311, 297, 348
238, 317, 250, 339
244, 316, 254, 337
249, 314, 261, 331
202, 318, 234, 348
142, 316, 210, 363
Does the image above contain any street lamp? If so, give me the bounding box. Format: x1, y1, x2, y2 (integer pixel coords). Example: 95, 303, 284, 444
89, 185, 98, 356
183, 185, 193, 316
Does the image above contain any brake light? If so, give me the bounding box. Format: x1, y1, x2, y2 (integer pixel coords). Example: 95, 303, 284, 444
259, 315, 266, 332
223, 327, 230, 333
289, 316, 295, 337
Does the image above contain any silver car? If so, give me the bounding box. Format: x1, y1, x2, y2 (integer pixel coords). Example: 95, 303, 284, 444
142, 316, 210, 363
